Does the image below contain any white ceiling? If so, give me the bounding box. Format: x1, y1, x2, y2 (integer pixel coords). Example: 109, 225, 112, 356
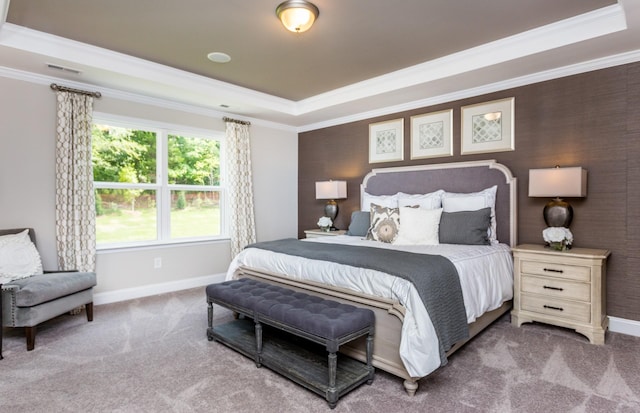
1, 0, 639, 130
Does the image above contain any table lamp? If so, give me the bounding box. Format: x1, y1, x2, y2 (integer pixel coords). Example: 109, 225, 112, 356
315, 180, 347, 226
529, 166, 587, 227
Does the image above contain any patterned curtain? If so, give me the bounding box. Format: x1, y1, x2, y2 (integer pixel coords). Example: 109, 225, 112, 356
54, 92, 96, 272
225, 118, 256, 258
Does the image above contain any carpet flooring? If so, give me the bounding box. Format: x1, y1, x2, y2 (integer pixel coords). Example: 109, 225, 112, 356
1, 287, 639, 412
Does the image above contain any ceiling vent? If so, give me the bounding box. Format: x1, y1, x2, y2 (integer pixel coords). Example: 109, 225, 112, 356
46, 63, 82, 75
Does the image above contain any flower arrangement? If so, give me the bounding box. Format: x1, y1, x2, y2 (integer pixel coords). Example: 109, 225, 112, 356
542, 227, 573, 251
317, 216, 332, 232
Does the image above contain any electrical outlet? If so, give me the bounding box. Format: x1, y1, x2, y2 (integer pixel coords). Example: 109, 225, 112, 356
154, 257, 162, 269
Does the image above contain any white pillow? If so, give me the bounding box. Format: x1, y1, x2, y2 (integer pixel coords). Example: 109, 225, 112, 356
393, 207, 443, 246
0, 229, 44, 281
397, 190, 444, 210
361, 192, 398, 211
441, 185, 498, 243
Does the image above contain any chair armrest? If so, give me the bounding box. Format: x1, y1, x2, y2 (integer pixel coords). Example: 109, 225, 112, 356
1, 284, 19, 292
1, 284, 19, 326
44, 270, 78, 273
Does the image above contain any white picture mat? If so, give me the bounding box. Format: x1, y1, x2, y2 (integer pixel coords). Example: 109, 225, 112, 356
410, 109, 453, 159
369, 118, 404, 163
461, 97, 514, 155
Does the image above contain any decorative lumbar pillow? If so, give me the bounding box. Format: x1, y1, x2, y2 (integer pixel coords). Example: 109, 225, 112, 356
393, 207, 443, 246
439, 207, 492, 245
0, 229, 44, 281
366, 204, 401, 243
347, 211, 371, 237
441, 185, 497, 243
361, 192, 398, 212
397, 190, 444, 210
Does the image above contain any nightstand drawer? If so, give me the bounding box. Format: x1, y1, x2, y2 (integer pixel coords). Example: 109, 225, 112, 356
521, 275, 590, 302
521, 294, 591, 324
304, 229, 347, 238
521, 260, 591, 282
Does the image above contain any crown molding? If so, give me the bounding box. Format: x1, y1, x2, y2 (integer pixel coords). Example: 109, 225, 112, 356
298, 48, 640, 132
3, 45, 639, 134
295, 3, 627, 115
0, 23, 297, 115
0, 4, 628, 121
0, 65, 297, 132
0, 2, 635, 133
0, 0, 8, 26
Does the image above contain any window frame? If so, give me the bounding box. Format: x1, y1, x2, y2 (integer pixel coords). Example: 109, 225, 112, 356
93, 113, 227, 250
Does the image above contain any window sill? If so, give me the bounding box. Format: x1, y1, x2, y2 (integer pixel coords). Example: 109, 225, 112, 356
96, 237, 230, 254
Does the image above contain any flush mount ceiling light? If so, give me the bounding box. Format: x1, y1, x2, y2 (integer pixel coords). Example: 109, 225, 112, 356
276, 0, 319, 33
207, 52, 231, 63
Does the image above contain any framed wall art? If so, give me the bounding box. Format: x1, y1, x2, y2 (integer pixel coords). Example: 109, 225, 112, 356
369, 118, 404, 163
461, 97, 514, 155
410, 109, 453, 160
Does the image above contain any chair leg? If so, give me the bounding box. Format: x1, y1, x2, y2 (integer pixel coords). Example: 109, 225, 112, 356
23, 303, 93, 351
86, 302, 94, 322
25, 326, 36, 351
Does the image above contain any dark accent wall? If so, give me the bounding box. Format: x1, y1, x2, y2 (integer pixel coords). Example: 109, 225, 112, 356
299, 61, 640, 322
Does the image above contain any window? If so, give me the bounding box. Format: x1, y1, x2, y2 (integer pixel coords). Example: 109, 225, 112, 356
92, 117, 225, 247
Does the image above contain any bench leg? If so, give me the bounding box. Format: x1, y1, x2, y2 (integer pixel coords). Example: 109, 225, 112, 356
255, 321, 263, 367
366, 333, 374, 384
327, 352, 338, 409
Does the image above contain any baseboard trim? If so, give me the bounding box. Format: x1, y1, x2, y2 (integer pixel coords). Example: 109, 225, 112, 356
608, 316, 640, 338
93, 273, 227, 305
94, 282, 640, 338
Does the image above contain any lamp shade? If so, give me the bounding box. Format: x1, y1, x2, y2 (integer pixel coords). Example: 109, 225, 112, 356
529, 167, 587, 198
315, 180, 347, 200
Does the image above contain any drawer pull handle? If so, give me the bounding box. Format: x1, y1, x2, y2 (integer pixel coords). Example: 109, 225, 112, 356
543, 268, 564, 273
544, 305, 564, 312
543, 285, 564, 291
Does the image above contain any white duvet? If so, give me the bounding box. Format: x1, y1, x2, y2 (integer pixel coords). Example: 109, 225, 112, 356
225, 235, 513, 378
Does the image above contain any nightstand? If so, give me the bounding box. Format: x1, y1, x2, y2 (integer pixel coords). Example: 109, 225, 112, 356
511, 244, 610, 345
304, 229, 347, 238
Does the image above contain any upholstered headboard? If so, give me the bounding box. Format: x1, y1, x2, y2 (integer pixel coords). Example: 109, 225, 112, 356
361, 160, 517, 247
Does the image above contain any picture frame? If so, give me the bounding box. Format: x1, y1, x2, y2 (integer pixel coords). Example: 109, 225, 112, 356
369, 118, 404, 163
410, 109, 453, 160
461, 97, 515, 155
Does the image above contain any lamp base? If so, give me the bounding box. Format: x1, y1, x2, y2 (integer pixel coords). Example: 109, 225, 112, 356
543, 198, 573, 227
324, 200, 338, 227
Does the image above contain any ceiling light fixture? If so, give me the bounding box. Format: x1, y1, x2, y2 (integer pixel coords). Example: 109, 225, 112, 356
207, 52, 231, 63
276, 0, 319, 33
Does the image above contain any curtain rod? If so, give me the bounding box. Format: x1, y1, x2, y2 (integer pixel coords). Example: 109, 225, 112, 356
50, 83, 102, 98
223, 116, 251, 126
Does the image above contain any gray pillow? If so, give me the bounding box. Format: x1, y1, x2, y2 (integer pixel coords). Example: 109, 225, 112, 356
439, 207, 491, 245
346, 211, 370, 236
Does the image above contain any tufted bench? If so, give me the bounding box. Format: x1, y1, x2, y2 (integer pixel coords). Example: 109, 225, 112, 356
206, 278, 375, 409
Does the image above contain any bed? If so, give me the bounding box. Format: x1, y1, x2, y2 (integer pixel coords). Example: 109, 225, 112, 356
226, 159, 517, 395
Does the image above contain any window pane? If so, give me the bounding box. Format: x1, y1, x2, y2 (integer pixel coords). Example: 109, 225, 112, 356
95, 189, 157, 244
92, 124, 157, 183
167, 135, 220, 186
171, 190, 220, 238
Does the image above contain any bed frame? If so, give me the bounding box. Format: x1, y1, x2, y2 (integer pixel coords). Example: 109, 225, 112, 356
233, 159, 517, 396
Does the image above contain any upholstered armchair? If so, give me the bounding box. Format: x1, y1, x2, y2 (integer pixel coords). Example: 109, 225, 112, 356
0, 228, 96, 351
